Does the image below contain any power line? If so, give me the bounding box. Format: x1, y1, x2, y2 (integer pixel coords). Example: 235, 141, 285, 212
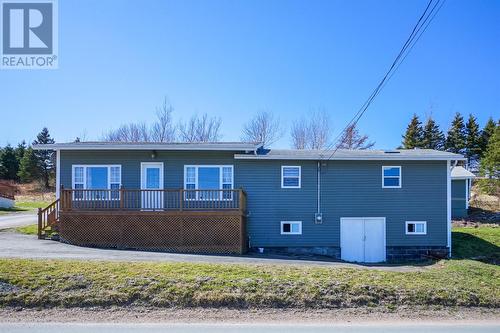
322, 0, 445, 160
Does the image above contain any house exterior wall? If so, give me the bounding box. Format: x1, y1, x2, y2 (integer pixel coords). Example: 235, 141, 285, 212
451, 179, 467, 218
59, 150, 449, 258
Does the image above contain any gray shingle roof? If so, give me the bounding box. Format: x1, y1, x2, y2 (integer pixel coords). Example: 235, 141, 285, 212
235, 148, 465, 161
451, 166, 476, 178
33, 142, 260, 152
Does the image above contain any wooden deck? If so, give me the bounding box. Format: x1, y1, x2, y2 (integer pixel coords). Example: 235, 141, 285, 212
39, 189, 247, 254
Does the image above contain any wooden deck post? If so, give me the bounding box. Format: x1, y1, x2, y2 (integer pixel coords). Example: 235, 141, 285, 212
179, 189, 183, 211
37, 208, 42, 239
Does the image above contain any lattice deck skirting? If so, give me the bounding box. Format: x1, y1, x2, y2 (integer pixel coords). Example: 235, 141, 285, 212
59, 211, 247, 254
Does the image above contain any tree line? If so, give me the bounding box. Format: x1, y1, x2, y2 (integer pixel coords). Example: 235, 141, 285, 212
0, 127, 55, 188
401, 112, 498, 169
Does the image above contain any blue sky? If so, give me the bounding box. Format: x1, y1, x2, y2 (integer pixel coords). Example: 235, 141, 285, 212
1, 0, 499, 148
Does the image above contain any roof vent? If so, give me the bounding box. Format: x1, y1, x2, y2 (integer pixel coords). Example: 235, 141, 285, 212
384, 150, 401, 154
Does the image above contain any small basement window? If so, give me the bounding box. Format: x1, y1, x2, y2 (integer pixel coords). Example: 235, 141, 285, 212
281, 221, 302, 235
281, 166, 301, 188
382, 166, 401, 188
406, 221, 427, 235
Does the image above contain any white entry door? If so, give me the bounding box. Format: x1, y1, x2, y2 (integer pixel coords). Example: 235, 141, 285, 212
140, 162, 164, 210
340, 217, 386, 263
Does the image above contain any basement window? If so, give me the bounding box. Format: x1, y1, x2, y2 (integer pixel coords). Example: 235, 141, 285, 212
406, 221, 427, 235
281, 221, 302, 235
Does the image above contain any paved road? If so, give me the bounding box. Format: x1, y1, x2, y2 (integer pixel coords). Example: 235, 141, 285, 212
0, 231, 419, 270
0, 214, 36, 229
0, 323, 499, 333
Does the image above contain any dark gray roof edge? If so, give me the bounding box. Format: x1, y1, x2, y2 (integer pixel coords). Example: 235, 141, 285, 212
32, 142, 261, 151
235, 149, 466, 161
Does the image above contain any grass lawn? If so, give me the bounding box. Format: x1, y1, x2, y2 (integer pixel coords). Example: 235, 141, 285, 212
0, 201, 51, 215
0, 226, 498, 309
14, 224, 38, 235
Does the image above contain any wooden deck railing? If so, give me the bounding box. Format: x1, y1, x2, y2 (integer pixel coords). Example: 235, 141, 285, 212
60, 188, 247, 212
37, 198, 60, 239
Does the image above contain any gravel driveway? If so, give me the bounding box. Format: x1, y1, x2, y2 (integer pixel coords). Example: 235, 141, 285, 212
0, 214, 36, 229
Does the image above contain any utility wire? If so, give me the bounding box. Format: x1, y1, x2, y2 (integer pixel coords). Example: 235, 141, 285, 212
322, 0, 445, 160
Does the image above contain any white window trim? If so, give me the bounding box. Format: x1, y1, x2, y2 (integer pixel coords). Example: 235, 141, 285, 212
281, 166, 301, 189
382, 166, 402, 188
405, 221, 427, 235
280, 221, 302, 235
183, 165, 234, 200
71, 165, 122, 200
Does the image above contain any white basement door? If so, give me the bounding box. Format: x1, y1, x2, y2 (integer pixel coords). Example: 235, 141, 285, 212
340, 217, 386, 263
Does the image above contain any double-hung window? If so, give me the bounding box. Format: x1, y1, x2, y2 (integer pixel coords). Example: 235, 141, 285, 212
184, 165, 233, 200
72, 165, 121, 200
382, 166, 401, 188
281, 166, 301, 188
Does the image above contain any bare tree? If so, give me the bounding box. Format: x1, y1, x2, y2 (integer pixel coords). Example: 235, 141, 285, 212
151, 98, 176, 142
179, 113, 222, 143
103, 122, 150, 142
102, 98, 177, 143
336, 123, 375, 150
290, 111, 332, 149
241, 111, 283, 147
291, 118, 307, 149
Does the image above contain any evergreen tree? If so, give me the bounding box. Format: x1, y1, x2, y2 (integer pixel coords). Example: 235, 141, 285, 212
0, 145, 19, 180
479, 125, 500, 194
445, 112, 466, 154
15, 140, 27, 163
33, 127, 55, 188
17, 147, 39, 183
464, 114, 482, 166
402, 114, 423, 149
421, 117, 445, 150
479, 117, 498, 158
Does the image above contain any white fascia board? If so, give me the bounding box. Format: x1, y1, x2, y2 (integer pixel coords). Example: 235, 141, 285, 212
33, 144, 260, 151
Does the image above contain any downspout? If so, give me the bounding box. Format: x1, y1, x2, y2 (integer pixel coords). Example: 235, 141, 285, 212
55, 149, 61, 200
315, 161, 323, 223
317, 161, 320, 214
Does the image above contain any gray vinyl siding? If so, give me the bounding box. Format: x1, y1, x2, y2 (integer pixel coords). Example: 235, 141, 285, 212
239, 160, 447, 248
452, 179, 467, 218
60, 151, 449, 248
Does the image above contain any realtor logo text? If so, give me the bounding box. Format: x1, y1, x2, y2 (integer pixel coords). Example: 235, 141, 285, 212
1, 0, 58, 69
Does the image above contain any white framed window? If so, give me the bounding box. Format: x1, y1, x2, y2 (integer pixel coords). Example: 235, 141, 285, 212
406, 221, 427, 235
183, 165, 234, 200
281, 221, 302, 235
281, 166, 301, 188
382, 166, 401, 188
71, 165, 122, 200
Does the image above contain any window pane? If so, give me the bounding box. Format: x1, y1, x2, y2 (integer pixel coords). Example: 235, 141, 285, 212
384, 177, 400, 187
415, 223, 425, 233
282, 223, 291, 233
291, 223, 300, 233
110, 183, 120, 199
222, 167, 232, 183
146, 168, 160, 189
185, 183, 196, 199
86, 167, 108, 189
198, 167, 220, 189
186, 167, 196, 183
74, 167, 84, 183
222, 183, 232, 199
383, 167, 400, 177
283, 167, 299, 177
110, 167, 120, 183
283, 177, 299, 187
407, 223, 415, 233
